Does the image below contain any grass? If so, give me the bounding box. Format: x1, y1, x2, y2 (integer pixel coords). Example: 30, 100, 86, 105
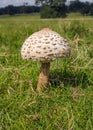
0, 13, 93, 130
67, 12, 93, 19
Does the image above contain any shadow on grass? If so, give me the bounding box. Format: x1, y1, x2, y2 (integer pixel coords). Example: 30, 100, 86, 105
49, 69, 92, 89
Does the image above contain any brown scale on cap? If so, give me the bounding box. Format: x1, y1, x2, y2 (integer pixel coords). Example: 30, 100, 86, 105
21, 28, 71, 92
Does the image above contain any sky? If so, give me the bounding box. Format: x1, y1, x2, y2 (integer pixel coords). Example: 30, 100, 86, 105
0, 0, 93, 7
0, 0, 35, 7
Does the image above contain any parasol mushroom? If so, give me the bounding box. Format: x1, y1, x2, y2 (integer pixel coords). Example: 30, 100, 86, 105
21, 28, 71, 91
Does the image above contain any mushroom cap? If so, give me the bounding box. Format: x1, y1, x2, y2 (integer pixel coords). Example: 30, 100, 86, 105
21, 28, 71, 62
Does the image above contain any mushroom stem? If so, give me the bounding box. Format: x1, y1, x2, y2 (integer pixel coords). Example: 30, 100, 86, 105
37, 62, 50, 92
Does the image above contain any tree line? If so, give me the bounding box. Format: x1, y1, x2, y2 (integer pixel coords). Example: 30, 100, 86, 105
0, 0, 93, 18
37, 0, 93, 18
0, 5, 40, 15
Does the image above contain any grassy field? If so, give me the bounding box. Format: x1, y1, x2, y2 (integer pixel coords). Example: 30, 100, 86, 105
0, 14, 93, 130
